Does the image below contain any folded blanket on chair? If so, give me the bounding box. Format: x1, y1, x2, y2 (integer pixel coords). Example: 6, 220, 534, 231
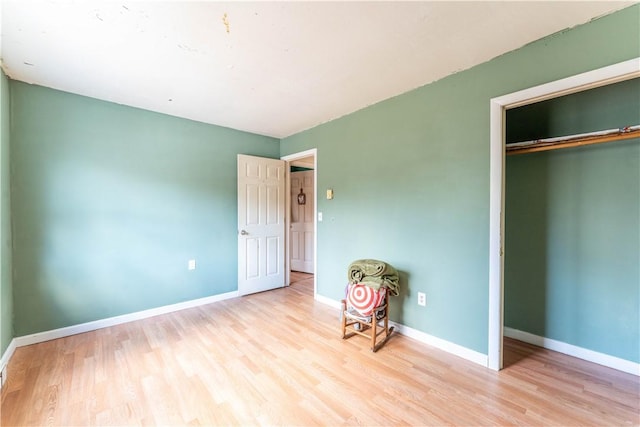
347, 259, 399, 296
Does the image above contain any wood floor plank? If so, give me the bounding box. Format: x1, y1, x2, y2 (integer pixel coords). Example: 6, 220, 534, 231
2, 273, 639, 426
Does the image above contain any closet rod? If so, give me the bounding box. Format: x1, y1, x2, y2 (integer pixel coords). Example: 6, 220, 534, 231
506, 125, 640, 155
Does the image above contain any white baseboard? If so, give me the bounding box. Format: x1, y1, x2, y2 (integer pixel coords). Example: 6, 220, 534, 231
391, 322, 489, 366
13, 291, 239, 348
504, 327, 640, 376
314, 294, 488, 367
14, 292, 633, 382
0, 338, 16, 389
314, 293, 342, 309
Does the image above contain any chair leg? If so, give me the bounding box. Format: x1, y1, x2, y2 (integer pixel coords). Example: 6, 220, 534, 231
371, 312, 377, 351
384, 309, 389, 336
342, 296, 393, 352
340, 300, 346, 338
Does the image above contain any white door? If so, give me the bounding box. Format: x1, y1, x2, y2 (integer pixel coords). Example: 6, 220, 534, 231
290, 170, 314, 273
237, 154, 286, 295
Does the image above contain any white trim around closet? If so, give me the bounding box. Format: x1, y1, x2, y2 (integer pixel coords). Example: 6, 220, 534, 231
488, 57, 640, 371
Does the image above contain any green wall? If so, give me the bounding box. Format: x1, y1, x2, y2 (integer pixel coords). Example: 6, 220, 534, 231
506, 78, 640, 143
505, 141, 639, 362
280, 5, 640, 357
0, 69, 13, 355
10, 82, 279, 336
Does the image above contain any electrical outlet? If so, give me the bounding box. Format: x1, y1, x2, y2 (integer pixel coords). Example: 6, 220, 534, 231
418, 292, 426, 307
188, 259, 196, 270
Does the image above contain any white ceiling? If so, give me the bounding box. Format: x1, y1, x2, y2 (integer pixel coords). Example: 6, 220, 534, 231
0, 1, 634, 138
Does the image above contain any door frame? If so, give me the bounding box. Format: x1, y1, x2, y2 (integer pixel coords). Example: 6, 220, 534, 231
487, 57, 640, 370
281, 148, 318, 297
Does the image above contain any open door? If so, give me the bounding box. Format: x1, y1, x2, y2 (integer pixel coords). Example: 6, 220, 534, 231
237, 154, 286, 296
290, 170, 314, 273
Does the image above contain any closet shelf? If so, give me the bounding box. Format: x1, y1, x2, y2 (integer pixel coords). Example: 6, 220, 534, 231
506, 125, 640, 155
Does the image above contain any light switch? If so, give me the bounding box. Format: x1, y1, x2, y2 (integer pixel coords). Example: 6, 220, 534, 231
318, 212, 323, 221
188, 259, 196, 270
326, 189, 333, 200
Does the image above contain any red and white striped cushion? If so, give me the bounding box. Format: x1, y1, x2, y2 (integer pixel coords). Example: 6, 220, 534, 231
347, 283, 386, 316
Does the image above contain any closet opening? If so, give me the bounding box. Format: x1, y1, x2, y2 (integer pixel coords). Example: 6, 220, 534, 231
488, 58, 640, 372
503, 77, 639, 371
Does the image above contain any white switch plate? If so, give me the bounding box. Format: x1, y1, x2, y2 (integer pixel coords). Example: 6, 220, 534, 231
318, 212, 323, 221
188, 259, 196, 270
418, 292, 426, 306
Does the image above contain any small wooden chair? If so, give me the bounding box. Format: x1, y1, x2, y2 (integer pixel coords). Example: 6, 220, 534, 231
341, 284, 394, 352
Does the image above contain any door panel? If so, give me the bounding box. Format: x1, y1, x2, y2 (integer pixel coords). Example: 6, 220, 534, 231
246, 239, 259, 278
290, 170, 314, 273
238, 154, 285, 295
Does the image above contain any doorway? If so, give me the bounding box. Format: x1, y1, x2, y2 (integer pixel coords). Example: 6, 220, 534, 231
281, 149, 317, 297
290, 167, 314, 274
488, 58, 639, 371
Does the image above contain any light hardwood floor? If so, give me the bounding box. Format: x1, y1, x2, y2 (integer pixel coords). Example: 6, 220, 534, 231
2, 273, 639, 426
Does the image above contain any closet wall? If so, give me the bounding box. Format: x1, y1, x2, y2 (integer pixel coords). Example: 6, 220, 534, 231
504, 78, 639, 363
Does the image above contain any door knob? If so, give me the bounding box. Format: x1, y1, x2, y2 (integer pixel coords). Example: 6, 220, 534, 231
240, 230, 249, 235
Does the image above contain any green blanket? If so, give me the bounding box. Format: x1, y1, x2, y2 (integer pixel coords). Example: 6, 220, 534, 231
347, 259, 399, 296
